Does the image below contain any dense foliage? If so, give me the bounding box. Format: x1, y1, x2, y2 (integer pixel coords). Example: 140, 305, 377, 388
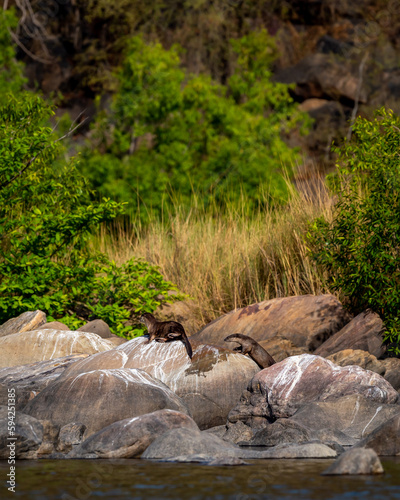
308, 108, 400, 353
0, 93, 181, 337
82, 31, 308, 219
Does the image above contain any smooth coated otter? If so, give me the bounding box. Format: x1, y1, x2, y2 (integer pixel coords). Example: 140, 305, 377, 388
139, 313, 193, 359
224, 333, 275, 369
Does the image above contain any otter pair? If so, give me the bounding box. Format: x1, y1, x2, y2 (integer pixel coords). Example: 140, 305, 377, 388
140, 313, 193, 359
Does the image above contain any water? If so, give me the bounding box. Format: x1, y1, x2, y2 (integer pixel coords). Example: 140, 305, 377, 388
1, 458, 400, 500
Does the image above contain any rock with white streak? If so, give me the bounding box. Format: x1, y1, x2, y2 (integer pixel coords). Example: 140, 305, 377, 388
57, 337, 260, 429
23, 368, 189, 437
0, 310, 46, 338
354, 413, 400, 455
0, 329, 116, 368
0, 354, 89, 409
228, 354, 399, 428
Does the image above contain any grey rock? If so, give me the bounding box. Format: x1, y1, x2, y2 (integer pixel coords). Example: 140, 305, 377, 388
243, 419, 311, 447
159, 454, 248, 465
142, 427, 337, 461
24, 368, 189, 437
290, 394, 400, 441
0, 354, 89, 410
0, 311, 46, 339
57, 423, 86, 453
381, 358, 400, 391
354, 413, 400, 456
0, 406, 43, 459
70, 409, 198, 459
322, 448, 384, 475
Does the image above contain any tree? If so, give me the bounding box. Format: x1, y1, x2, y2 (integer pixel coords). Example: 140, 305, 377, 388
82, 31, 308, 219
308, 108, 400, 353
0, 93, 180, 336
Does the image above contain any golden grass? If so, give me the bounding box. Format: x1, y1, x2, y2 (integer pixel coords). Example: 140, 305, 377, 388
93, 176, 335, 332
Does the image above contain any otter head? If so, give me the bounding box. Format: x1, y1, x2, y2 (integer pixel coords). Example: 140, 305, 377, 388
139, 313, 156, 328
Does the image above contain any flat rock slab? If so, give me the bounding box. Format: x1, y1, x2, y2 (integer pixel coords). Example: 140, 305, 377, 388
71, 409, 199, 459
0, 354, 89, 410
142, 427, 337, 461
57, 337, 259, 430
0, 311, 46, 339
0, 329, 116, 368
315, 310, 385, 359
354, 413, 400, 456
228, 354, 399, 427
191, 295, 350, 351
0, 406, 43, 459
23, 368, 189, 437
322, 448, 384, 475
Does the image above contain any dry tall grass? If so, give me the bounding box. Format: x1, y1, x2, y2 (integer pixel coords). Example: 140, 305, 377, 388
93, 177, 335, 332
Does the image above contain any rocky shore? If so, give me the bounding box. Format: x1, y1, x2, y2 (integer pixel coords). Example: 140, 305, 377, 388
1, 295, 399, 475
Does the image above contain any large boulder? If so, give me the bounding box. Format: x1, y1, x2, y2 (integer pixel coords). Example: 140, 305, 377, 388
354, 413, 400, 456
71, 409, 199, 458
191, 295, 350, 351
0, 329, 116, 368
57, 337, 259, 429
23, 368, 188, 437
228, 354, 399, 428
0, 311, 46, 339
77, 319, 113, 338
0, 354, 89, 410
315, 310, 385, 359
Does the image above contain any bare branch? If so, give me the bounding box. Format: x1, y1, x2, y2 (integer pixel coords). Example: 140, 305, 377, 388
347, 52, 369, 142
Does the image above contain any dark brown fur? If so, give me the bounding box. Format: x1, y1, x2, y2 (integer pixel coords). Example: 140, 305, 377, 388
140, 313, 193, 359
224, 333, 275, 369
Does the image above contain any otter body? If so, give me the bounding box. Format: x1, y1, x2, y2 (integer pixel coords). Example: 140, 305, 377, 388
224, 333, 275, 369
140, 313, 193, 359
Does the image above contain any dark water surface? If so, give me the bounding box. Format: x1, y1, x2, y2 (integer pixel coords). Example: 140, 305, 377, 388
1, 458, 400, 500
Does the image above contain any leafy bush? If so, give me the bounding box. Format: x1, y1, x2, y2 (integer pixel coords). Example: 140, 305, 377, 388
0, 93, 181, 337
308, 108, 400, 353
82, 31, 308, 219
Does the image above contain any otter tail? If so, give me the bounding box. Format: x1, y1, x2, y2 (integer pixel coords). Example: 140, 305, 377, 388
167, 331, 193, 359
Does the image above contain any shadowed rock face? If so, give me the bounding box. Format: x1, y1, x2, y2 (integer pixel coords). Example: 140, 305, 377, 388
228, 354, 399, 428
58, 337, 260, 429
190, 295, 351, 351
0, 329, 116, 368
315, 310, 385, 358
23, 368, 188, 437
0, 406, 43, 459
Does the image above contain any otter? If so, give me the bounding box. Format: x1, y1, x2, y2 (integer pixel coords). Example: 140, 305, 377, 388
139, 313, 193, 359
224, 333, 275, 369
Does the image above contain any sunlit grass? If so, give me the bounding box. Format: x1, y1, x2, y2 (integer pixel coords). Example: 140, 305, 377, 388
91, 175, 335, 332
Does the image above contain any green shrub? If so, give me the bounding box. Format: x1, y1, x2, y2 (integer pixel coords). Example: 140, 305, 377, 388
82, 31, 308, 220
0, 93, 182, 337
308, 108, 400, 353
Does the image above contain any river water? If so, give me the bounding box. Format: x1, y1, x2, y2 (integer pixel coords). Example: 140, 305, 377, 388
1, 458, 400, 500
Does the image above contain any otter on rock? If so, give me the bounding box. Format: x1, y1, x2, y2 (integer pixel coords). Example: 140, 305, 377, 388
224, 333, 275, 369
139, 313, 193, 359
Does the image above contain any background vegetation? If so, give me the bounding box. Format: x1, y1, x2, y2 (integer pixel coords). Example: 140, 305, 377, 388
1, 3, 400, 352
